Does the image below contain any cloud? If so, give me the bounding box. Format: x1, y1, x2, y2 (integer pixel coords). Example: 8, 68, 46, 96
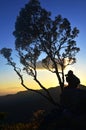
36, 57, 73, 70
36, 61, 45, 69
36, 60, 61, 70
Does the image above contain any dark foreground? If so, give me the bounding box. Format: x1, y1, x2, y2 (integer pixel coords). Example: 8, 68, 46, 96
0, 86, 86, 129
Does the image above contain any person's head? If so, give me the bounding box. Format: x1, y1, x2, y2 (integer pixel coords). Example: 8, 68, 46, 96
68, 70, 73, 75
65, 70, 73, 77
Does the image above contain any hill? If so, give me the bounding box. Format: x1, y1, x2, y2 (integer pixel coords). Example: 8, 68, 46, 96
0, 86, 61, 123
0, 84, 86, 127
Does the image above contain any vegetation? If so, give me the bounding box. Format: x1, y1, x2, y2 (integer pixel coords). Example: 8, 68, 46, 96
0, 122, 39, 130
0, 0, 80, 106
0, 86, 86, 129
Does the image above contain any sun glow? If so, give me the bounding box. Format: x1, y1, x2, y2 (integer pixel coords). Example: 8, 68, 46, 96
0, 61, 85, 96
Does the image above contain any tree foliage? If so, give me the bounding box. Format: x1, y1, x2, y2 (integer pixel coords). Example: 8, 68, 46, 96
0, 0, 80, 106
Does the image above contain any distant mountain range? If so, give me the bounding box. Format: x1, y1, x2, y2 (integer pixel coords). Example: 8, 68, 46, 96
0, 86, 61, 123
0, 85, 85, 123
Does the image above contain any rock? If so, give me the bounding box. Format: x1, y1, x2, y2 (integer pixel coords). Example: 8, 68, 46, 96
61, 88, 86, 114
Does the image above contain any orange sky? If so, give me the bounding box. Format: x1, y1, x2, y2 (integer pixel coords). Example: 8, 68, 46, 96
0, 60, 86, 96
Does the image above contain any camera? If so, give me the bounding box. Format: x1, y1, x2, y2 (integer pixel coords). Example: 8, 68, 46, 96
65, 74, 68, 77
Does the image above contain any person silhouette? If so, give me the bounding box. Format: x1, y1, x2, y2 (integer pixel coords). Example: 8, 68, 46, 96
65, 70, 80, 88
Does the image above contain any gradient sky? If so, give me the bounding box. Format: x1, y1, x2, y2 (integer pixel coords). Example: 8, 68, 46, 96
0, 0, 86, 95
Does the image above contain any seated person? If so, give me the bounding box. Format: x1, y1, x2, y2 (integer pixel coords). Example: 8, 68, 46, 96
65, 70, 80, 88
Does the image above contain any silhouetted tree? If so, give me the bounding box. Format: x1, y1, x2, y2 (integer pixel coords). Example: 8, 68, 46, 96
0, 0, 80, 106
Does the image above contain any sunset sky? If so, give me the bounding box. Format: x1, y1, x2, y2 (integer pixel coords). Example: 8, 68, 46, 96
0, 0, 86, 95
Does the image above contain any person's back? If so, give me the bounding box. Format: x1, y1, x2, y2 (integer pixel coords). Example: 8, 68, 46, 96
65, 70, 80, 88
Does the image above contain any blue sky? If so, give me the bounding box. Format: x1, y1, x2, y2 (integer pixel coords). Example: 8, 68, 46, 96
0, 0, 86, 95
